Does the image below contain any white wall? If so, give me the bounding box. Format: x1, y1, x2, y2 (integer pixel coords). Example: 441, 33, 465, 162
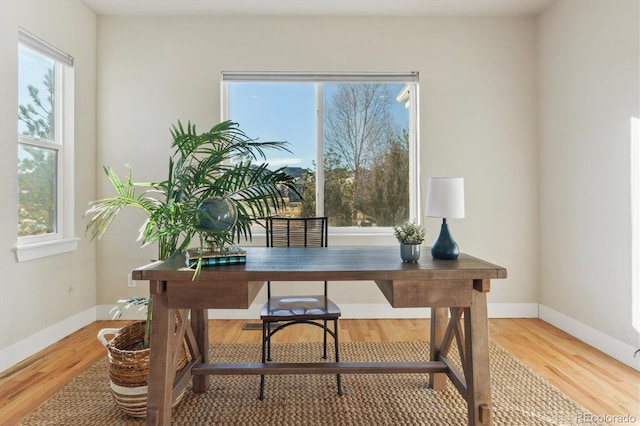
0, 0, 97, 369
95, 15, 538, 312
538, 0, 640, 351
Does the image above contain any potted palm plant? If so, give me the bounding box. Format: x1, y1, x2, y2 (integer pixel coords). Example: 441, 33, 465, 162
86, 120, 299, 417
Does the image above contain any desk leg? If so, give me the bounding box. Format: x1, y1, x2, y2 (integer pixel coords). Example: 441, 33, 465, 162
192, 308, 209, 393
429, 307, 448, 390
464, 282, 492, 425
146, 282, 174, 426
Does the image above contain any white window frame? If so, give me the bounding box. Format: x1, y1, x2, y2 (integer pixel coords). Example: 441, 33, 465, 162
221, 72, 420, 235
15, 30, 78, 261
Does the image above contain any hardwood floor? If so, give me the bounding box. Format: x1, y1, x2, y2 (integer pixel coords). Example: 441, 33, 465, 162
0, 319, 638, 425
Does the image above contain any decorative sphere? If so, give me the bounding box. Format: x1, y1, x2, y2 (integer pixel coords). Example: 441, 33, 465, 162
196, 197, 237, 234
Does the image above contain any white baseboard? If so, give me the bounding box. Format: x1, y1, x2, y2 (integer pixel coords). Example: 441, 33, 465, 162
0, 306, 96, 372
206, 304, 432, 319
96, 303, 148, 320
488, 303, 539, 318
539, 304, 640, 371
96, 302, 538, 320
205, 303, 538, 320
306, 302, 539, 319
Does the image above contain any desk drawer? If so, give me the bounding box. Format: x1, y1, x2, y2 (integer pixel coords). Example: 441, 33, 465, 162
165, 280, 265, 309
374, 279, 473, 308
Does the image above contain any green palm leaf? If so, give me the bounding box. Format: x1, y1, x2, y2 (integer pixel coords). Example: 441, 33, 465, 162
85, 120, 300, 266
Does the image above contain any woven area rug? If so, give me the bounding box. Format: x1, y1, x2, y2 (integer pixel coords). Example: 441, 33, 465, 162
20, 340, 599, 425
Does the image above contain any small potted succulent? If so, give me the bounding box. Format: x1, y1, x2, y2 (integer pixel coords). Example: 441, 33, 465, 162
393, 221, 426, 262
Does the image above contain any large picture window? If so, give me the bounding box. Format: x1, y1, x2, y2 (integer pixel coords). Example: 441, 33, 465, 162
16, 30, 76, 260
222, 72, 419, 230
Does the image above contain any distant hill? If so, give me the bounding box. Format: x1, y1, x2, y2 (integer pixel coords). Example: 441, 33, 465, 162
282, 166, 311, 179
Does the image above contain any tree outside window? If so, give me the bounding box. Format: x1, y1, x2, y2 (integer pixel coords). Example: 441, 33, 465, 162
320, 83, 408, 226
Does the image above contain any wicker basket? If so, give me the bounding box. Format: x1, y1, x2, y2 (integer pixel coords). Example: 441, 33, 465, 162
98, 321, 190, 418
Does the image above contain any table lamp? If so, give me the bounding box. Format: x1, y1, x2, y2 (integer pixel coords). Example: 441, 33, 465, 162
425, 177, 465, 260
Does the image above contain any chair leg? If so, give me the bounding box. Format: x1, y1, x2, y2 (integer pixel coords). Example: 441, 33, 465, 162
266, 322, 272, 362
334, 319, 343, 396
322, 319, 328, 359
259, 322, 267, 400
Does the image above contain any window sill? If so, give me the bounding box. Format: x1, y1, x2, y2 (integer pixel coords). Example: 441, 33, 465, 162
14, 237, 80, 262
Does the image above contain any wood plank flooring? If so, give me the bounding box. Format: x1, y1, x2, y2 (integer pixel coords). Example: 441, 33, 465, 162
0, 319, 638, 425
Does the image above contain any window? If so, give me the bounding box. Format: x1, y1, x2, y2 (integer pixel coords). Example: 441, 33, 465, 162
222, 72, 419, 230
16, 30, 77, 260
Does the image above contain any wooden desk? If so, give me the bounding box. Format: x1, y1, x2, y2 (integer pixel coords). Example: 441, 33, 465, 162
132, 246, 507, 426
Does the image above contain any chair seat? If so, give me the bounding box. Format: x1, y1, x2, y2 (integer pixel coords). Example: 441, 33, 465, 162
261, 295, 341, 321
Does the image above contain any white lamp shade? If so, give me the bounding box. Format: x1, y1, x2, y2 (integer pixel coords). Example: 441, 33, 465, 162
425, 177, 465, 219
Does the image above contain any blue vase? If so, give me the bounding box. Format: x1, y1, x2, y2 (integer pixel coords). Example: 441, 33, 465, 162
400, 243, 421, 263
430, 221, 459, 260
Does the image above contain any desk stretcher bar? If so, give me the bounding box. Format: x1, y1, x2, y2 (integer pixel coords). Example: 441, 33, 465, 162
192, 361, 449, 376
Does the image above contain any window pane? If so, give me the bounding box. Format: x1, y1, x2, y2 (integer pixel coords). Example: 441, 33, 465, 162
322, 83, 409, 227
227, 79, 411, 227
18, 144, 57, 236
18, 45, 55, 140
229, 82, 317, 217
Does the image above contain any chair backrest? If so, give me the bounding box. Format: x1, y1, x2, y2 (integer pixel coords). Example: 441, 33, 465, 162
266, 217, 328, 248
265, 217, 329, 298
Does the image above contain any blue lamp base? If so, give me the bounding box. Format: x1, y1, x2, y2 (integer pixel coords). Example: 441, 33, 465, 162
431, 219, 459, 260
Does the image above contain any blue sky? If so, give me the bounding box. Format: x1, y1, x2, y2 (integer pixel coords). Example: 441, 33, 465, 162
229, 82, 408, 170
18, 45, 53, 136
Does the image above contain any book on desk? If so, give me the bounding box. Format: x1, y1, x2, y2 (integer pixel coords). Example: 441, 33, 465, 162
185, 247, 246, 267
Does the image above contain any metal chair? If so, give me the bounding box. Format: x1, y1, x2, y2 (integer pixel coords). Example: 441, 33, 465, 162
259, 216, 342, 400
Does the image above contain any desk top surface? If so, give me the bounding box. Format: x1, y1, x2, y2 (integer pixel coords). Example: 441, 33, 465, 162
132, 246, 506, 282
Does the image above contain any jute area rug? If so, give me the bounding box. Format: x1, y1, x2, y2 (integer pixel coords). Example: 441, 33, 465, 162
20, 340, 600, 425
